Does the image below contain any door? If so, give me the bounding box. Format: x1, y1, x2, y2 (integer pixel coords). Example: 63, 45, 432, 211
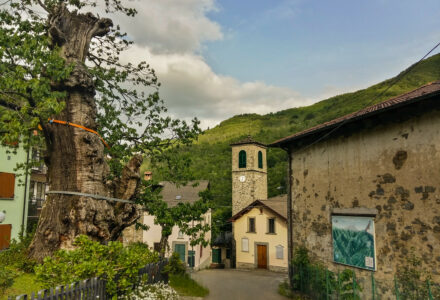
188, 250, 195, 268
0, 224, 11, 250
257, 245, 267, 269
174, 244, 186, 263
212, 248, 222, 264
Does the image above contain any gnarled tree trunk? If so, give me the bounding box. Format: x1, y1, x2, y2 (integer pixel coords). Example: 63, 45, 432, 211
28, 4, 141, 261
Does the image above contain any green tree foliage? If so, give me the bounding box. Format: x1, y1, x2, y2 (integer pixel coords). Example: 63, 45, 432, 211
35, 235, 159, 297
138, 180, 212, 256
0, 0, 200, 178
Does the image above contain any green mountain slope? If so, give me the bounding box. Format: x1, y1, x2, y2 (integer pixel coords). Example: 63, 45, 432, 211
151, 53, 440, 235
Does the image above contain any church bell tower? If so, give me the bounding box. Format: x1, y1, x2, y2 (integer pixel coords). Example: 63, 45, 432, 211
231, 136, 267, 215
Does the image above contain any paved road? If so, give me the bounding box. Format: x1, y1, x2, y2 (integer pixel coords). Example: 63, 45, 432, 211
191, 269, 288, 300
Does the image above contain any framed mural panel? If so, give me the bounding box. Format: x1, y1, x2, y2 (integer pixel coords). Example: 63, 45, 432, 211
332, 215, 376, 270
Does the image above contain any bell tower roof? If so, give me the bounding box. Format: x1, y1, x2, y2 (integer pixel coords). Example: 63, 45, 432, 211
230, 135, 267, 148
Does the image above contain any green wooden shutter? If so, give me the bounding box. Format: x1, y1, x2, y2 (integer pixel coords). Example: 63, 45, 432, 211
188, 250, 195, 267
239, 150, 246, 168
258, 151, 263, 169
174, 244, 186, 263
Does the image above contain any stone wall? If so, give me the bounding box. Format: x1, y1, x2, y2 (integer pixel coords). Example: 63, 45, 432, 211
231, 144, 267, 215
289, 107, 440, 290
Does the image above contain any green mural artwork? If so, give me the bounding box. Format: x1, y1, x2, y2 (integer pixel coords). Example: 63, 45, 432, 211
332, 215, 376, 270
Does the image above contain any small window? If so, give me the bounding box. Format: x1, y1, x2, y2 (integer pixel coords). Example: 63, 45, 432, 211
0, 172, 15, 199
258, 151, 263, 168
239, 150, 246, 168
226, 248, 231, 259
241, 238, 249, 252
276, 245, 284, 259
248, 217, 256, 233
268, 218, 276, 234
153, 242, 161, 252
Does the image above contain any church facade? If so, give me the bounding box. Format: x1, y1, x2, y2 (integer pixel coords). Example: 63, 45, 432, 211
229, 137, 288, 272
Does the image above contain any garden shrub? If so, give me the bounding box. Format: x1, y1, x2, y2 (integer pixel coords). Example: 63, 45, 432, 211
0, 226, 37, 273
163, 252, 186, 275
0, 266, 15, 296
120, 281, 179, 300
291, 246, 362, 300
35, 235, 159, 297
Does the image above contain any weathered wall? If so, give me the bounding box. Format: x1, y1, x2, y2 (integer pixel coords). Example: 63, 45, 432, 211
234, 207, 288, 272
232, 144, 267, 215
290, 108, 440, 288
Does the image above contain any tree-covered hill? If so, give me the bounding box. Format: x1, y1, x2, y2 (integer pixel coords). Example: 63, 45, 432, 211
147, 53, 440, 236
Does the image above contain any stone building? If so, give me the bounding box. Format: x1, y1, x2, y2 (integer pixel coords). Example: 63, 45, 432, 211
230, 137, 287, 272
231, 137, 268, 215
270, 82, 440, 293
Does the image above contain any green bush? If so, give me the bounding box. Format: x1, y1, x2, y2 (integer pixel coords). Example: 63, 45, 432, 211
0, 266, 15, 296
35, 235, 159, 297
163, 252, 186, 275
291, 246, 362, 300
0, 226, 37, 273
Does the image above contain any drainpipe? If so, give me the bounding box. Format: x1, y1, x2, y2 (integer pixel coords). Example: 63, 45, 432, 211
283, 146, 294, 287
21, 143, 31, 233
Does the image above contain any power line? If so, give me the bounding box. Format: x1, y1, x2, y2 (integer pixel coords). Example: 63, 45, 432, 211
291, 40, 440, 154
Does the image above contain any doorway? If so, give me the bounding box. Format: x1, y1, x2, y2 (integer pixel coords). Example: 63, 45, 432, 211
257, 244, 267, 269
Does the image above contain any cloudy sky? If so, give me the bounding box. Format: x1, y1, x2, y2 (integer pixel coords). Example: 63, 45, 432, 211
113, 0, 440, 129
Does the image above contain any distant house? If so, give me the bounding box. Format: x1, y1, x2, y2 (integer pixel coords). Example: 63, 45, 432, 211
229, 137, 288, 272
0, 144, 48, 249
230, 196, 288, 272
124, 180, 212, 270
0, 144, 30, 249
270, 81, 440, 293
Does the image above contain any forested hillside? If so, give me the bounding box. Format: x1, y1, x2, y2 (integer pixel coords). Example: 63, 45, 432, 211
146, 53, 440, 236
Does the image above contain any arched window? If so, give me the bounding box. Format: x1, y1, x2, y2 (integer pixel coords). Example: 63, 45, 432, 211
258, 151, 263, 169
239, 150, 246, 168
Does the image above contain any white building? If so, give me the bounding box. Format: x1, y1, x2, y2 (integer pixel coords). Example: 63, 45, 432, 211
124, 180, 212, 270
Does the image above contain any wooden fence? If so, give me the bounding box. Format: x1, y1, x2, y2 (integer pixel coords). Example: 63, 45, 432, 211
8, 260, 168, 300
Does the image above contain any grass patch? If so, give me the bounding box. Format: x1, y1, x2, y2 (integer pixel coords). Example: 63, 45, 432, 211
1, 272, 42, 300
169, 274, 209, 297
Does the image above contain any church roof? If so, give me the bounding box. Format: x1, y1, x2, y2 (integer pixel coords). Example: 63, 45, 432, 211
270, 81, 440, 147
230, 135, 267, 148
229, 195, 287, 222
158, 180, 209, 207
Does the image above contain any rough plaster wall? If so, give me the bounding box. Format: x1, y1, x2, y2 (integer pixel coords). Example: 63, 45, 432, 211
231, 144, 267, 215
290, 110, 440, 287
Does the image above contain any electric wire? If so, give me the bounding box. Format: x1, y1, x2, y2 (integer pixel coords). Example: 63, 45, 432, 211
289, 40, 440, 154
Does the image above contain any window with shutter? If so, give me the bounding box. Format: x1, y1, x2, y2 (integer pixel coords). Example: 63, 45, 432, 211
241, 238, 249, 252
0, 172, 15, 199
248, 217, 256, 233
258, 151, 263, 168
276, 245, 284, 259
267, 218, 276, 234
238, 150, 246, 168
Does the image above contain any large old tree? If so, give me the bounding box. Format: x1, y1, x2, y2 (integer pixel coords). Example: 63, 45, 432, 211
0, 0, 199, 261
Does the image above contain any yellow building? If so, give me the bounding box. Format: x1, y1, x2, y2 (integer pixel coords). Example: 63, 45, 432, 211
229, 137, 288, 272
230, 197, 288, 272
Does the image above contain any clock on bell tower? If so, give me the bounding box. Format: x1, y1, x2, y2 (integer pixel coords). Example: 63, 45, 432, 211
230, 136, 267, 215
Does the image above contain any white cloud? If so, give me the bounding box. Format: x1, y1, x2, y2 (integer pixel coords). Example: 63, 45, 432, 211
115, 0, 223, 54
122, 45, 312, 129
112, 1, 312, 129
